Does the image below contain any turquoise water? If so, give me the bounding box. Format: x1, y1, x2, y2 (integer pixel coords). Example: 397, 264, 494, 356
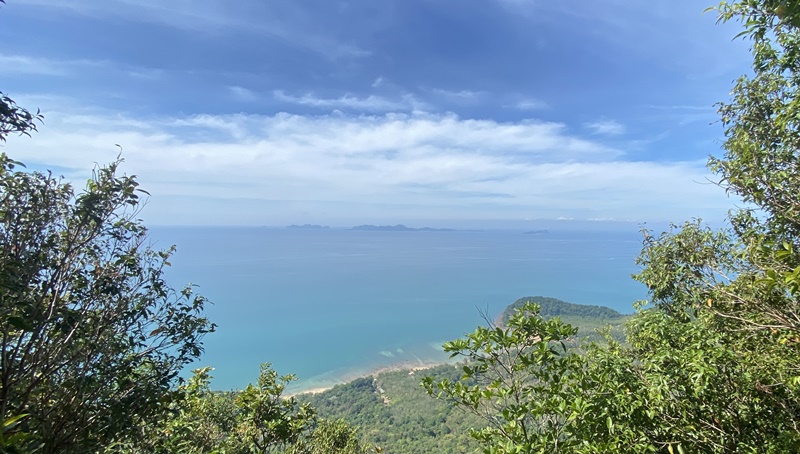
151, 227, 647, 392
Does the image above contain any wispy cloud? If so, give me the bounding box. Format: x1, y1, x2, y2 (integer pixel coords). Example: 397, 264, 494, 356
495, 0, 749, 80
5, 104, 730, 225
430, 88, 484, 102
0, 54, 69, 76
645, 104, 718, 126
228, 86, 259, 102
584, 119, 625, 136
126, 67, 165, 81
647, 104, 714, 111
0, 53, 166, 83
15, 0, 371, 61
0, 54, 115, 76
273, 90, 429, 112
510, 98, 548, 110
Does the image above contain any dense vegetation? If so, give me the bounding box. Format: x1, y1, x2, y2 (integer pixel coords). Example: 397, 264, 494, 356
503, 296, 623, 320
0, 93, 377, 452
300, 367, 481, 454
0, 45, 372, 454
300, 297, 618, 453
0, 97, 216, 451
3, 0, 800, 452
499, 296, 627, 345
112, 364, 373, 453
423, 2, 800, 452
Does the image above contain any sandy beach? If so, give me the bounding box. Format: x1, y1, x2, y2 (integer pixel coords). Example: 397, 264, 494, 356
286, 358, 454, 397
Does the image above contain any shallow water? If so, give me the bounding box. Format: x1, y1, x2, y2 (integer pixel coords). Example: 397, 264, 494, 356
151, 226, 647, 392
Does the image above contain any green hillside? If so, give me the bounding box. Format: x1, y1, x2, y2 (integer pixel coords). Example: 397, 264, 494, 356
499, 296, 628, 344
299, 296, 629, 453
500, 296, 624, 322
301, 365, 483, 454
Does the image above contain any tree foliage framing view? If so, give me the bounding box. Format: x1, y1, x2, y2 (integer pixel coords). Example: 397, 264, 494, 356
425, 1, 800, 452
0, 17, 373, 454
0, 92, 216, 452
4, 0, 800, 453
0, 87, 375, 454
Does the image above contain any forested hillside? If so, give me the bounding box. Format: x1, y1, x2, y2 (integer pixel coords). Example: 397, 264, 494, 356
301, 366, 481, 454
500, 296, 627, 343
501, 296, 624, 321
300, 297, 626, 453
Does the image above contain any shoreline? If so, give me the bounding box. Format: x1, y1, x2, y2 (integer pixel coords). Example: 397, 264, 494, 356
286, 358, 455, 397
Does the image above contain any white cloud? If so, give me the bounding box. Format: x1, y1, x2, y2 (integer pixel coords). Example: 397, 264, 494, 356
645, 104, 717, 126
228, 85, 259, 102
0, 53, 168, 83
4, 104, 731, 225
431, 89, 484, 101
273, 90, 429, 112
0, 54, 69, 76
511, 98, 548, 110
646, 104, 714, 112
0, 54, 115, 76
584, 119, 625, 136
126, 67, 165, 81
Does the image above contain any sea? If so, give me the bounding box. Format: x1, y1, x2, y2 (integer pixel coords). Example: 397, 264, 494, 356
150, 226, 648, 393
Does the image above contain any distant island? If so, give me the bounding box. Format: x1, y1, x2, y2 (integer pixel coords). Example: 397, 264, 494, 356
351, 224, 454, 232
523, 229, 549, 235
286, 224, 330, 230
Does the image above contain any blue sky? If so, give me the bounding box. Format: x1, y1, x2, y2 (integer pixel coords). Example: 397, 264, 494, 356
1, 0, 752, 227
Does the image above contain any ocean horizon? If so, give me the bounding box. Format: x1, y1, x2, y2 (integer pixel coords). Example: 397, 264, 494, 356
151, 226, 648, 393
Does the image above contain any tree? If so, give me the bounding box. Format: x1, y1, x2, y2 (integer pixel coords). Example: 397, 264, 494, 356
427, 287, 800, 453
107, 366, 241, 454
0, 95, 215, 451
423, 303, 589, 453
288, 419, 374, 454
226, 363, 372, 453
426, 1, 800, 451
235, 364, 317, 453
113, 364, 373, 454
0, 93, 40, 143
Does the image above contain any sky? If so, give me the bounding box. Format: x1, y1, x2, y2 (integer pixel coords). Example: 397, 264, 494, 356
0, 0, 753, 227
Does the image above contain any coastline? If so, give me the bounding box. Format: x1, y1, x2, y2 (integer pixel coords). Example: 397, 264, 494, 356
286, 357, 455, 397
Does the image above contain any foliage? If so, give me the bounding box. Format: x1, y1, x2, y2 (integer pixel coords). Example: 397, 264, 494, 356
423, 1, 800, 452
0, 92, 41, 143
299, 299, 626, 453
0, 148, 216, 453
112, 364, 372, 454
627, 1, 800, 444
288, 419, 372, 454
425, 302, 800, 453
236, 364, 317, 453
423, 302, 585, 453
499, 296, 627, 344
0, 414, 30, 453
0, 80, 216, 453
301, 365, 483, 454
107, 367, 240, 453
0, 11, 41, 142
